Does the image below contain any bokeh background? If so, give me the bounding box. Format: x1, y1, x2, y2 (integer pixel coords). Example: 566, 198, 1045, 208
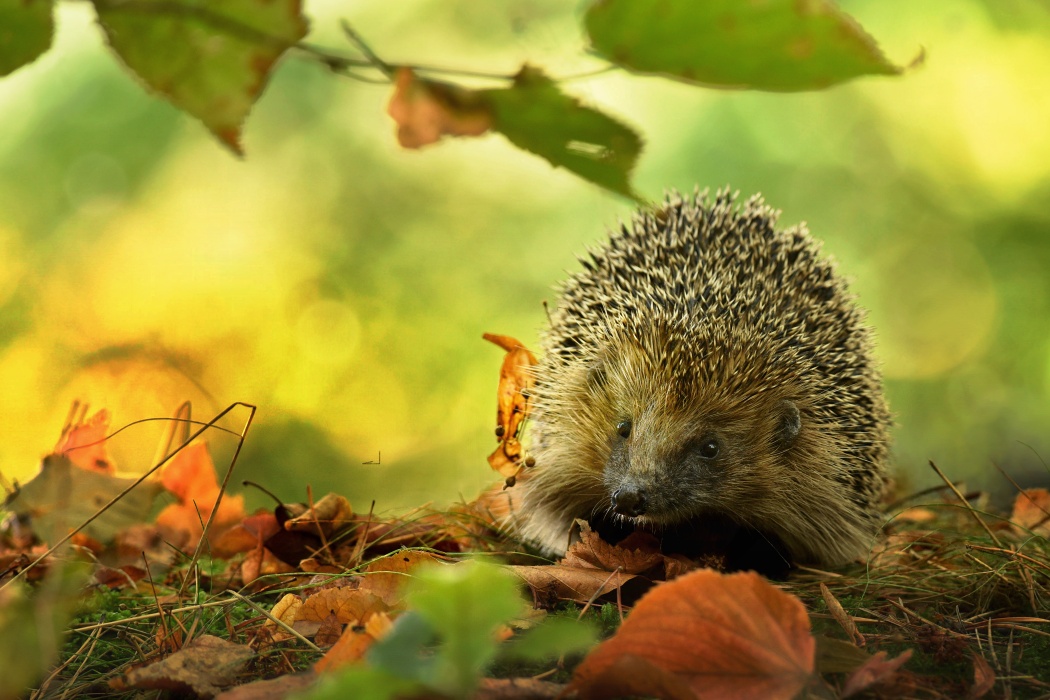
2, 0, 1050, 513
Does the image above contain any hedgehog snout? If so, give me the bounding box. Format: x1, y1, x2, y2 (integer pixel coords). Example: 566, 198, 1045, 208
611, 482, 648, 517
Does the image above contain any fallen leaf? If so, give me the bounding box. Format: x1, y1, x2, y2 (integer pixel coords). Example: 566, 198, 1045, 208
475, 676, 568, 699
562, 521, 663, 574
1011, 488, 1050, 536
484, 333, 537, 479
284, 493, 353, 536
357, 549, 448, 606
156, 441, 245, 550
841, 649, 913, 698
6, 454, 162, 544
387, 67, 492, 148
314, 628, 376, 673
314, 612, 343, 648
122, 634, 254, 699
507, 564, 642, 606
265, 594, 302, 642
970, 653, 996, 699
298, 588, 389, 625
820, 582, 864, 647
55, 407, 114, 473
212, 672, 317, 700
572, 569, 815, 700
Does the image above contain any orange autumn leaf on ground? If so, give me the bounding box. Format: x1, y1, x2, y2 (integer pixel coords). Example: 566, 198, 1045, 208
484, 333, 537, 479
55, 407, 114, 473
387, 67, 492, 148
1010, 488, 1050, 536
156, 441, 245, 550
571, 569, 815, 700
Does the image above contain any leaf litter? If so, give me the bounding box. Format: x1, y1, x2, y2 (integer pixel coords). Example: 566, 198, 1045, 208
1, 346, 1050, 699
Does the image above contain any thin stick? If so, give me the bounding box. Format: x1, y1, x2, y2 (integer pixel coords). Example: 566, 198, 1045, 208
928, 460, 1002, 547
227, 590, 322, 652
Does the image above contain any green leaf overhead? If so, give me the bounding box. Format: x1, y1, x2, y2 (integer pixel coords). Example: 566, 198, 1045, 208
0, 0, 54, 77
585, 0, 905, 92
94, 0, 309, 153
482, 66, 644, 201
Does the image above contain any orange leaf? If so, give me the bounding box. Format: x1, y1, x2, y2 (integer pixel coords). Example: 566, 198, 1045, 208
358, 550, 448, 606
841, 649, 913, 698
265, 594, 302, 643
970, 652, 996, 698
387, 67, 492, 148
484, 333, 537, 478
55, 408, 114, 473
572, 569, 815, 700
507, 564, 638, 606
562, 522, 663, 574
155, 441, 245, 550
298, 588, 389, 625
1011, 488, 1050, 535
314, 628, 376, 674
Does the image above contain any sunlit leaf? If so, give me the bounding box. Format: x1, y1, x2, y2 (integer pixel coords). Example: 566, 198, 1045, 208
94, 0, 309, 153
0, 0, 53, 77
585, 0, 906, 91
483, 66, 643, 200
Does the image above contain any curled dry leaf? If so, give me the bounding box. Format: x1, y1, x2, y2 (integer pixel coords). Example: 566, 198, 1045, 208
483, 333, 537, 479
265, 594, 302, 643
572, 569, 815, 700
563, 521, 664, 574
284, 493, 353, 536
970, 652, 996, 699
387, 67, 492, 148
313, 611, 394, 674
121, 634, 254, 699
507, 564, 638, 606
840, 649, 913, 698
1010, 488, 1050, 536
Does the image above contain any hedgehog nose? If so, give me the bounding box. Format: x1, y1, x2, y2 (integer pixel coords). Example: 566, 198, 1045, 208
612, 485, 647, 517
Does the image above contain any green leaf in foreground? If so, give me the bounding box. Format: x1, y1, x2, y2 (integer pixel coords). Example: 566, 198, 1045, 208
482, 67, 644, 201
0, 0, 54, 77
94, 0, 308, 153
585, 0, 906, 92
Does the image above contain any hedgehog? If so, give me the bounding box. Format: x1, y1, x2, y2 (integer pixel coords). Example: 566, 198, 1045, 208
514, 189, 891, 569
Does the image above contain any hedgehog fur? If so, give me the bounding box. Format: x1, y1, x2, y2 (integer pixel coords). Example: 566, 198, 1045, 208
515, 189, 891, 567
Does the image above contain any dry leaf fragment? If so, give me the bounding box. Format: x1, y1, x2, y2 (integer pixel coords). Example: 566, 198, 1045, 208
55, 407, 114, 473
122, 634, 254, 699
840, 649, 913, 698
507, 564, 639, 606
284, 493, 353, 536
212, 672, 317, 700
475, 676, 568, 700
820, 582, 864, 647
314, 627, 376, 673
572, 569, 815, 700
970, 652, 996, 699
387, 67, 492, 148
484, 333, 537, 479
357, 549, 448, 606
562, 521, 663, 574
1010, 488, 1050, 536
265, 594, 302, 643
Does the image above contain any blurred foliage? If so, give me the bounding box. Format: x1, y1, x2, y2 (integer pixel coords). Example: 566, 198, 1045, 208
1, 0, 1050, 521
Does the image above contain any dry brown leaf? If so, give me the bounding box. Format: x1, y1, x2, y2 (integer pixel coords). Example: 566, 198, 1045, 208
563, 522, 663, 574
484, 333, 537, 479
298, 588, 389, 625
241, 544, 295, 586
314, 627, 377, 673
212, 672, 317, 700
475, 676, 568, 700
970, 652, 996, 699
571, 654, 696, 700
507, 564, 638, 606
841, 649, 913, 698
1011, 488, 1050, 535
893, 506, 938, 523
314, 612, 343, 648
387, 68, 491, 148
365, 611, 394, 639
265, 594, 302, 643
357, 550, 448, 606
820, 583, 864, 647
122, 634, 254, 699
284, 493, 353, 536
572, 569, 815, 700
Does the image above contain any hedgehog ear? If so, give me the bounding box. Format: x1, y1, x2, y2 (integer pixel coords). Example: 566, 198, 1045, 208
776, 399, 802, 446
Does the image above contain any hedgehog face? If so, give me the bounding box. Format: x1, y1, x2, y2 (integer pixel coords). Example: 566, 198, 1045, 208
588, 329, 808, 528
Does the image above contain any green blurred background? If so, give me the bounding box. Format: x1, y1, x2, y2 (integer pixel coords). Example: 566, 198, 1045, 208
2, 0, 1050, 513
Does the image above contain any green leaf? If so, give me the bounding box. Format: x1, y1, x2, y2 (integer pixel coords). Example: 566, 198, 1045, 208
482, 66, 644, 201
502, 616, 599, 661
585, 0, 905, 92
93, 0, 308, 153
0, 0, 54, 77
404, 559, 525, 697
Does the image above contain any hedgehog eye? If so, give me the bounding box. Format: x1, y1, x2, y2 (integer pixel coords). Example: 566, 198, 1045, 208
697, 437, 719, 460
616, 420, 632, 439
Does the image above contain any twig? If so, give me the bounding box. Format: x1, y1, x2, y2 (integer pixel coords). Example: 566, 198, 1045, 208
227, 590, 322, 653
928, 460, 1003, 547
